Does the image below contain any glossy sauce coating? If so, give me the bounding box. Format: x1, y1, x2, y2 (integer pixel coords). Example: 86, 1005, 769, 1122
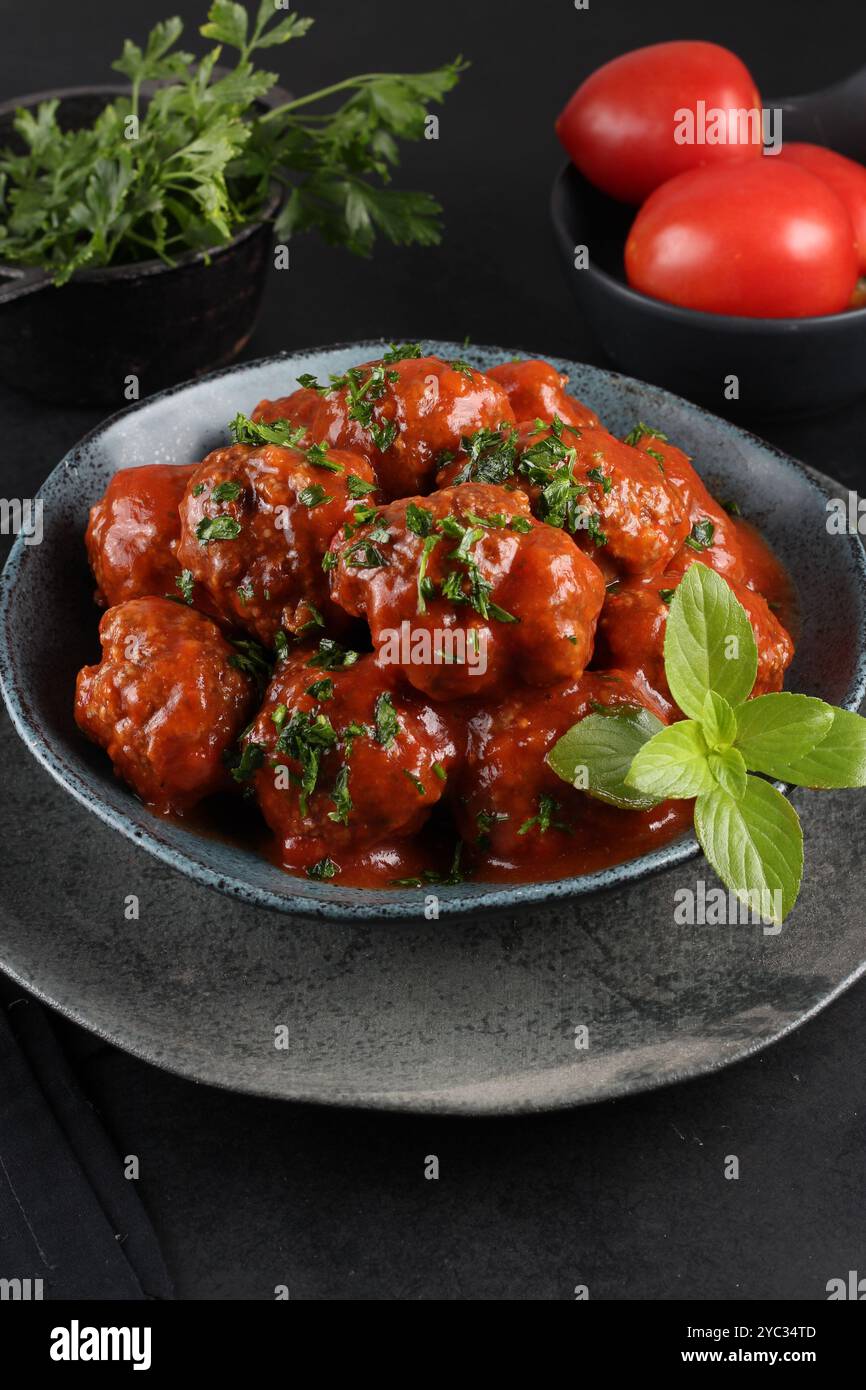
301, 355, 516, 499
86, 463, 198, 607
245, 650, 461, 876
74, 597, 256, 814
176, 442, 378, 645
485, 359, 600, 427
328, 482, 606, 700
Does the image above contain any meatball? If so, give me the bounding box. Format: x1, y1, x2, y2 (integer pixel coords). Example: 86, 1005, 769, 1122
484, 358, 599, 428
453, 669, 672, 864
627, 433, 744, 582
596, 570, 795, 711
439, 419, 690, 578
327, 482, 607, 700
86, 463, 198, 608
301, 353, 515, 500
74, 597, 256, 814
244, 649, 461, 875
176, 441, 378, 645
251, 385, 322, 432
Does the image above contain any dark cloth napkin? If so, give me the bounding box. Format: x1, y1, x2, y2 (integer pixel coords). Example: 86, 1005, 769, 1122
0, 976, 172, 1300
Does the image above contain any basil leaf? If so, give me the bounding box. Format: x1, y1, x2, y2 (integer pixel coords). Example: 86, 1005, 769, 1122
694, 776, 803, 925
626, 720, 714, 800
664, 563, 757, 720
547, 708, 665, 811
755, 706, 866, 788
701, 690, 737, 750
733, 693, 836, 779
708, 746, 748, 799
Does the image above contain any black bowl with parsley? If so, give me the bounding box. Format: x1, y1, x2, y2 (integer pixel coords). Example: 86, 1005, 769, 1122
0, 85, 283, 407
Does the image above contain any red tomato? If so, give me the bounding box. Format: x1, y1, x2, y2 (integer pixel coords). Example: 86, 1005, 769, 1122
556, 40, 763, 205
777, 143, 866, 274
625, 160, 859, 318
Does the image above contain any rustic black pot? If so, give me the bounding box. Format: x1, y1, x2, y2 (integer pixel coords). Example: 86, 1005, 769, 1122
0, 86, 283, 407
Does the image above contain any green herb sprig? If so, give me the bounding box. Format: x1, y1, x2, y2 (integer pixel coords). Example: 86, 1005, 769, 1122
0, 3, 466, 283
547, 563, 866, 924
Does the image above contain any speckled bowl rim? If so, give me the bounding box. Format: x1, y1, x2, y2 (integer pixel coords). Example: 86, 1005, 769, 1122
2, 340, 866, 923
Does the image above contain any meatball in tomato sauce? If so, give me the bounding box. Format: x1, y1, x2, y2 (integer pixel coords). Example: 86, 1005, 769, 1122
74, 597, 257, 814
328, 482, 606, 701
484, 358, 599, 428
86, 463, 198, 608
439, 419, 690, 578
244, 649, 461, 877
453, 669, 672, 866
301, 354, 515, 500
251, 384, 323, 432
176, 441, 378, 645
596, 567, 794, 712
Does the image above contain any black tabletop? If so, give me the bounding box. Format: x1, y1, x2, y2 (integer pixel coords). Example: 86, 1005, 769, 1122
1, 0, 865, 1301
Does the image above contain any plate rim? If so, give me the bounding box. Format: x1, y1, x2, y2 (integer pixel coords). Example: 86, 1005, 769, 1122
2, 339, 866, 923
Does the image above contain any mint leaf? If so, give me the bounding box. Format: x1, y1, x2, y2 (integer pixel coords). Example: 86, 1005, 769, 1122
708, 746, 748, 799
701, 690, 737, 750
734, 693, 836, 779
694, 776, 803, 925
547, 708, 665, 811
626, 721, 714, 800
664, 563, 758, 720
757, 706, 866, 788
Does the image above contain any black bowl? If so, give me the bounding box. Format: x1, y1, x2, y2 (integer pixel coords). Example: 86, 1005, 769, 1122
550, 161, 866, 421
550, 66, 866, 421
0, 86, 283, 407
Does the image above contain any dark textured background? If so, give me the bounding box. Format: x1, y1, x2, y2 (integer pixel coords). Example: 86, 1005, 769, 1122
1, 0, 865, 1299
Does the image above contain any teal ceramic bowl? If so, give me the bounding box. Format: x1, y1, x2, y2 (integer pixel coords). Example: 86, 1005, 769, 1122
2, 340, 865, 922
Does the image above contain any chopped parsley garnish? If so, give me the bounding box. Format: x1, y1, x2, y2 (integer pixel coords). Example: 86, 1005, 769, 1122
305, 442, 345, 474
229, 639, 273, 691
453, 424, 518, 485
306, 638, 360, 671
519, 430, 589, 532
374, 692, 401, 748
192, 483, 205, 497
476, 808, 509, 848
271, 704, 289, 731
658, 588, 675, 605
321, 549, 339, 573
347, 473, 375, 498
274, 630, 289, 661
276, 710, 338, 815
298, 483, 332, 508
416, 534, 441, 613
720, 498, 742, 517
684, 518, 716, 552
382, 342, 423, 363
449, 358, 476, 379
296, 602, 325, 636
229, 413, 307, 450
344, 534, 390, 568
328, 764, 353, 825
586, 465, 613, 494
405, 502, 436, 537
517, 793, 570, 836
230, 741, 265, 784
212, 480, 243, 503
623, 422, 668, 447
174, 570, 194, 604
403, 769, 426, 796
196, 515, 241, 544
236, 581, 254, 604
509, 515, 532, 533
306, 857, 340, 881
305, 678, 334, 701
369, 419, 398, 452
586, 512, 608, 548
432, 761, 447, 782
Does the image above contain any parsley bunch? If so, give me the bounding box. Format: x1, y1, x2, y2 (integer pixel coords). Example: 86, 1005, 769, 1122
0, 2, 465, 284
547, 563, 866, 925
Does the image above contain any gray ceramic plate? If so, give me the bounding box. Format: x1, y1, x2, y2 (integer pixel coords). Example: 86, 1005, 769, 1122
2, 341, 866, 1112
2, 341, 866, 925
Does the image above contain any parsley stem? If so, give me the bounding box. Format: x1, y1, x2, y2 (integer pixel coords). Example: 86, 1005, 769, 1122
260, 73, 412, 121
